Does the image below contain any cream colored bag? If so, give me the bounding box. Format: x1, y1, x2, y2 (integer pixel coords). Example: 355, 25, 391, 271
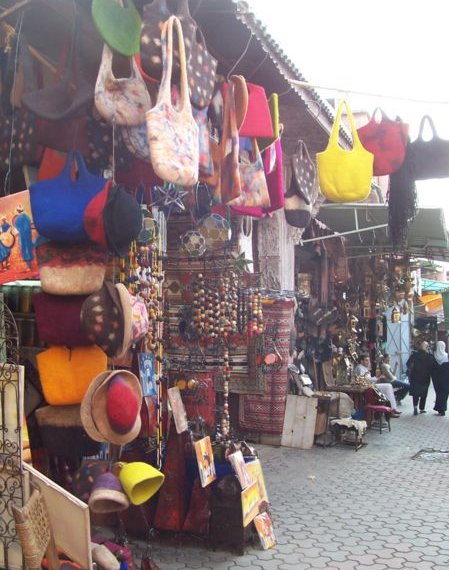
146, 15, 199, 186
95, 44, 152, 126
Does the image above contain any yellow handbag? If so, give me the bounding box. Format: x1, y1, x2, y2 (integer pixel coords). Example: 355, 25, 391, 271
317, 99, 374, 202
37, 346, 107, 406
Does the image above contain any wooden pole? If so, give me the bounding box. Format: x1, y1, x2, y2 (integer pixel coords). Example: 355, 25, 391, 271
0, 0, 33, 23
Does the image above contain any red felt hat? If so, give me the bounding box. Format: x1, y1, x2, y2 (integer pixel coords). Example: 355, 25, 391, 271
83, 179, 111, 248
106, 375, 139, 434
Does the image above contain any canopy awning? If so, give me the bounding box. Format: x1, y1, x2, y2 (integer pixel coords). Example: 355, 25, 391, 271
312, 204, 449, 260
421, 278, 449, 293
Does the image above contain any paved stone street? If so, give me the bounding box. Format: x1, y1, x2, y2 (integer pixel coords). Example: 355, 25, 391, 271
126, 387, 449, 569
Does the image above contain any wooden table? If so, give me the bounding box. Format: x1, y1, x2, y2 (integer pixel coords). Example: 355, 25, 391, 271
323, 384, 368, 410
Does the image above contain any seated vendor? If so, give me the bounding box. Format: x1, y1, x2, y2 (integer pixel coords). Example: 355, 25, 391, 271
353, 354, 401, 417
380, 353, 410, 404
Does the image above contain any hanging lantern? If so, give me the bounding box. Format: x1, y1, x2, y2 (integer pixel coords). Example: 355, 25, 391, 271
391, 307, 400, 323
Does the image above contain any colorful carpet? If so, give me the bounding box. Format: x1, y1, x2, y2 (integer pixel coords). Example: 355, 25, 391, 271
239, 297, 294, 436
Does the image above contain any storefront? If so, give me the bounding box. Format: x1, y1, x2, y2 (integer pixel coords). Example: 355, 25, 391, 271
0, 1, 342, 568
1, 1, 448, 568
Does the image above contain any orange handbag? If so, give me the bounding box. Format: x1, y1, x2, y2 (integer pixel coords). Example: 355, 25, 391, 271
37, 345, 107, 406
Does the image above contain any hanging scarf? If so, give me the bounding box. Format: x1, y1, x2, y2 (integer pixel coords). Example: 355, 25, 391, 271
434, 341, 449, 365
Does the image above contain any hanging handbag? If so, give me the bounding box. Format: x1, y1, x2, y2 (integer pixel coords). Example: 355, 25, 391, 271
31, 35, 89, 155
221, 75, 249, 131
21, 16, 93, 121
317, 99, 374, 202
228, 138, 271, 209
36, 241, 107, 295
187, 27, 218, 109
289, 140, 316, 204
264, 138, 285, 212
91, 0, 141, 57
37, 345, 107, 406
238, 83, 274, 139
140, 0, 196, 81
30, 150, 109, 243
0, 44, 41, 171
357, 108, 409, 176
94, 45, 152, 126
193, 106, 214, 178
33, 292, 92, 347
257, 93, 280, 151
284, 140, 317, 228
86, 109, 132, 172
409, 115, 449, 180
171, 84, 212, 177
146, 16, 199, 186
231, 138, 284, 218
121, 123, 151, 162
203, 81, 241, 204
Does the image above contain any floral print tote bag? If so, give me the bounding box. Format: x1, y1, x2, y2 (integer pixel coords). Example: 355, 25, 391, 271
146, 16, 199, 186
95, 44, 152, 126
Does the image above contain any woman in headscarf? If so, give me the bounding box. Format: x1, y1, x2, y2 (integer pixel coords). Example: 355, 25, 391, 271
432, 340, 449, 416
406, 341, 435, 416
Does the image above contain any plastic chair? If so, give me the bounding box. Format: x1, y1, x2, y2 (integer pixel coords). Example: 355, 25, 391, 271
364, 386, 392, 433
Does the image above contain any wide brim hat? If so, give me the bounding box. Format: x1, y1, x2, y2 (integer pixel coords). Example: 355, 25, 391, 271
80, 281, 125, 358
88, 471, 130, 513
81, 370, 142, 446
91, 0, 141, 56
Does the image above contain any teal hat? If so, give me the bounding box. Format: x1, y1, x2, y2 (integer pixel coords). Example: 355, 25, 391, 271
92, 0, 141, 56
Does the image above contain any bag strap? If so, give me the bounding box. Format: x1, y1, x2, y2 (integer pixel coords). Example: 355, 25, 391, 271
192, 25, 207, 50
328, 99, 362, 150
220, 81, 238, 157
418, 115, 438, 140
176, 0, 193, 18
61, 150, 89, 182
371, 107, 388, 123
99, 43, 142, 83
57, 13, 80, 87
294, 139, 313, 163
157, 16, 191, 114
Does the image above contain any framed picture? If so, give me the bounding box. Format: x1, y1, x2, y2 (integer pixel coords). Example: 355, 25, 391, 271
138, 352, 157, 398
241, 480, 261, 527
228, 450, 253, 489
167, 386, 188, 434
246, 459, 269, 503
193, 435, 216, 488
254, 512, 276, 550
0, 190, 39, 284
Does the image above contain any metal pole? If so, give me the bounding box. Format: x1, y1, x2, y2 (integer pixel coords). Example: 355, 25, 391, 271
301, 223, 389, 244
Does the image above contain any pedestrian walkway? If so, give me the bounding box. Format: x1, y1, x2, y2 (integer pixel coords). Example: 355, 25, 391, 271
126, 388, 449, 569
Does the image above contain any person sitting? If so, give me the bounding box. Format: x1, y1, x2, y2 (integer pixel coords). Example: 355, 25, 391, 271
353, 354, 401, 417
380, 354, 410, 404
